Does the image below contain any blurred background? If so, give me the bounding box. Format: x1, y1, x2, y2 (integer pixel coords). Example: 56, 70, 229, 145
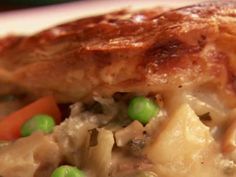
0, 0, 205, 37
0, 0, 78, 12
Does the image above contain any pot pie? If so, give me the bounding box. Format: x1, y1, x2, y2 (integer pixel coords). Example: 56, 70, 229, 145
0, 1, 236, 177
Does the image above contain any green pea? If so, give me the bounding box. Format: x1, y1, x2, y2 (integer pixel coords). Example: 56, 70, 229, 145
128, 96, 159, 124
51, 165, 85, 177
20, 114, 55, 137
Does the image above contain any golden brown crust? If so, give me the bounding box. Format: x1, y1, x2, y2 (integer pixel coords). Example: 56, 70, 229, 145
0, 1, 236, 106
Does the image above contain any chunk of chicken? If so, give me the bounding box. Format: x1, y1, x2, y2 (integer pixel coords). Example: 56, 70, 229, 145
0, 133, 61, 177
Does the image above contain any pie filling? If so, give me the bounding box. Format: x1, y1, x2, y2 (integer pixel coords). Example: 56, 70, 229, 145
0, 89, 236, 177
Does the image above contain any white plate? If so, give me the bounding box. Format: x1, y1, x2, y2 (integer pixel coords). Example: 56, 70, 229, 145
0, 0, 206, 37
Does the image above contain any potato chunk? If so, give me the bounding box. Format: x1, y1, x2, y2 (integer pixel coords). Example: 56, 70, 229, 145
146, 104, 229, 177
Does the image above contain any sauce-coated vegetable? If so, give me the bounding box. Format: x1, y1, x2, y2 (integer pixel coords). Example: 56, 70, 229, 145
21, 114, 55, 137
128, 96, 159, 124
51, 165, 85, 177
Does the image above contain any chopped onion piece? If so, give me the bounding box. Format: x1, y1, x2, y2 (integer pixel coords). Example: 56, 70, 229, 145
115, 121, 144, 147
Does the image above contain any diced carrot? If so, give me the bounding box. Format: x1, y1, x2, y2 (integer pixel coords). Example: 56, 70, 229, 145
0, 96, 61, 140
